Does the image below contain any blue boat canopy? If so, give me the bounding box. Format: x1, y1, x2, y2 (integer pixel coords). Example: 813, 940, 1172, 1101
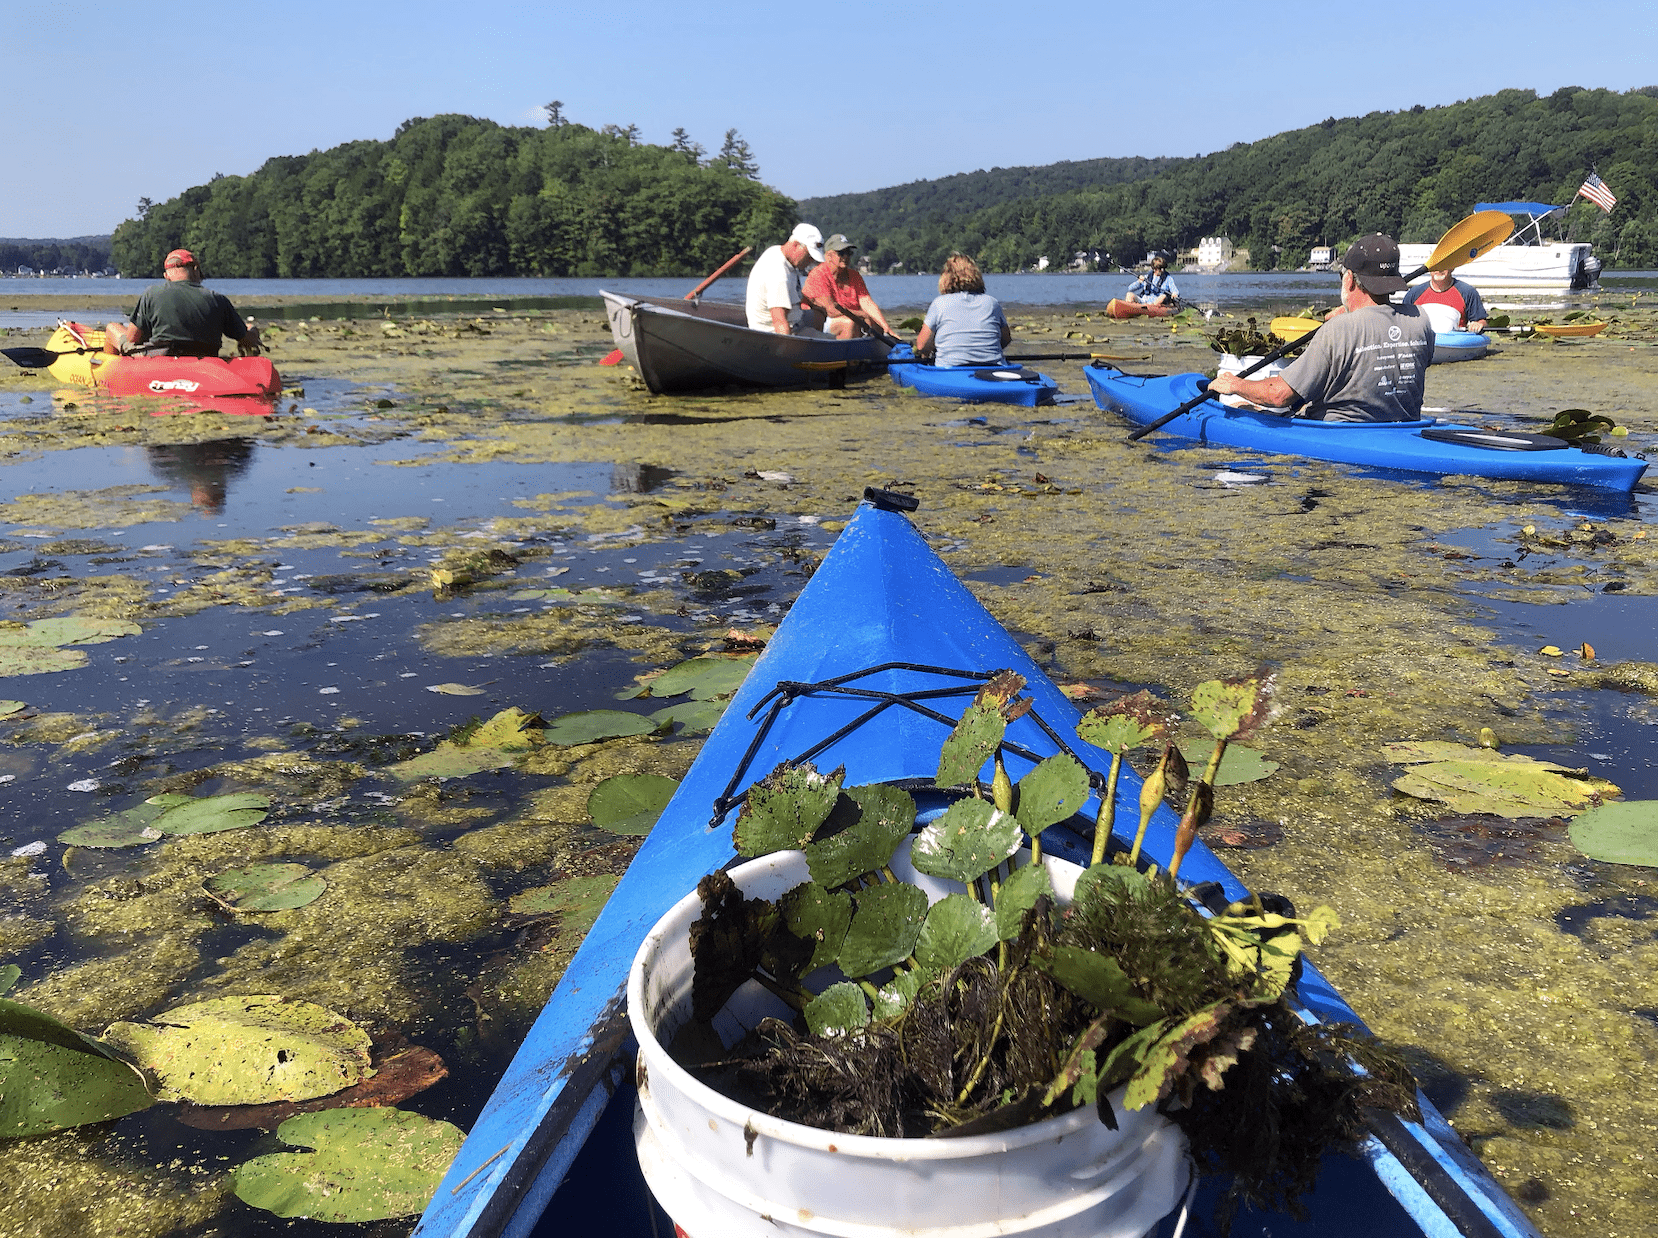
1476, 201, 1565, 218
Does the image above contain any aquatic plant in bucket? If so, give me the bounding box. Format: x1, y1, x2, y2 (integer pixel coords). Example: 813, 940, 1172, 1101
628, 671, 1420, 1236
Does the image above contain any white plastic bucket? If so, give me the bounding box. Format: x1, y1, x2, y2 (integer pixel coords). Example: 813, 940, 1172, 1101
628, 843, 1192, 1238
1419, 301, 1463, 335
1215, 353, 1285, 409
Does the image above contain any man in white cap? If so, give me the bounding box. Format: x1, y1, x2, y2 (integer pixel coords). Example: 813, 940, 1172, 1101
745, 223, 825, 334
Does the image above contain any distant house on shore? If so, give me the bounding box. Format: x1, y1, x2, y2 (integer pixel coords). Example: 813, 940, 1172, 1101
1196, 236, 1234, 272
1307, 245, 1335, 271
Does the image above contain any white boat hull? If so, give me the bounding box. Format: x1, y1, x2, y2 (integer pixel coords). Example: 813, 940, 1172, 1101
1398, 241, 1596, 293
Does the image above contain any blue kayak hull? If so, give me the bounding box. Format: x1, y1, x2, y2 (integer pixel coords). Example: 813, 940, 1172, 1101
888, 344, 1057, 406
416, 500, 1541, 1238
1086, 366, 1647, 491
1431, 330, 1489, 364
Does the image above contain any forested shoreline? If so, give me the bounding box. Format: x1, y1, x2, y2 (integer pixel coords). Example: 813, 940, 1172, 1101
108, 86, 1658, 279
802, 87, 1658, 272
110, 115, 796, 279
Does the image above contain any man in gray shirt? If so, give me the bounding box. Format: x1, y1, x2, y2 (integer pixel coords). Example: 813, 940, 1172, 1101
1209, 234, 1432, 422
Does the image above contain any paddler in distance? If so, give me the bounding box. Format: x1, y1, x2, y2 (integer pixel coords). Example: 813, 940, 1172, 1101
801, 234, 898, 340
1208, 234, 1432, 423
103, 249, 263, 358
1123, 254, 1179, 306
746, 224, 827, 335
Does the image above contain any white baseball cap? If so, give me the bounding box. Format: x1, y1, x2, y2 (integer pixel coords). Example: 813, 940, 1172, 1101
790, 223, 825, 262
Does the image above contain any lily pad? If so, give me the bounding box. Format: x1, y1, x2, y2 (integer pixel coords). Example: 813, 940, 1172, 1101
231, 1107, 464, 1222
587, 774, 678, 835
507, 874, 620, 932
1190, 673, 1277, 742
803, 982, 869, 1038
0, 700, 24, 716
1014, 754, 1091, 833
838, 881, 929, 976
914, 893, 997, 972
734, 763, 844, 857
204, 863, 326, 912
649, 698, 728, 735
1384, 742, 1618, 818
57, 794, 193, 848
1568, 801, 1658, 866
386, 741, 517, 781
0, 966, 17, 996
0, 990, 155, 1136
0, 646, 88, 678
911, 798, 1022, 884
642, 654, 757, 701
0, 617, 142, 647
780, 882, 852, 973
1076, 690, 1173, 754
153, 793, 271, 837
1178, 741, 1280, 786
542, 709, 658, 746
426, 682, 486, 696
101, 996, 374, 1105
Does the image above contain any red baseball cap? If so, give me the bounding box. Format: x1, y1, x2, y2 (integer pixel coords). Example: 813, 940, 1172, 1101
164, 249, 198, 268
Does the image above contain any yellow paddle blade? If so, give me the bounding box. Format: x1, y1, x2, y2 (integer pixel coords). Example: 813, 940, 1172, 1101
1269, 317, 1320, 342
1425, 210, 1514, 273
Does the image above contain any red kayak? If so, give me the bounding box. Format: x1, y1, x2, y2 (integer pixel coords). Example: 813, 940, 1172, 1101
1105, 298, 1177, 319
46, 324, 281, 405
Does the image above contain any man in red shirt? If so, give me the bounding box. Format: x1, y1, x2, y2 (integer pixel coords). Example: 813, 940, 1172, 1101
1401, 267, 1488, 332
801, 235, 897, 340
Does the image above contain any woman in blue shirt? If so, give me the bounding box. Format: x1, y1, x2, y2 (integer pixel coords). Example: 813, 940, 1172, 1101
1125, 256, 1179, 306
914, 254, 1012, 367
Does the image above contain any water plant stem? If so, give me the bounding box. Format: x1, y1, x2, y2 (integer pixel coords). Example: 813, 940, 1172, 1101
1128, 746, 1171, 869
1091, 752, 1123, 866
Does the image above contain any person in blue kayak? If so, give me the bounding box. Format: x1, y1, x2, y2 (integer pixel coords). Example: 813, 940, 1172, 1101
103, 249, 262, 358
1123, 255, 1179, 306
914, 254, 1011, 367
1400, 266, 1488, 333
1207, 234, 1432, 422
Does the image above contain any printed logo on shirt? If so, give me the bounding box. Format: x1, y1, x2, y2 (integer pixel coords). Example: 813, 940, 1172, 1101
1387, 325, 1401, 342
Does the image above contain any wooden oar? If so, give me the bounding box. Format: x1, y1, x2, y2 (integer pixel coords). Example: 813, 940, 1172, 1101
1125, 211, 1514, 442
600, 246, 753, 365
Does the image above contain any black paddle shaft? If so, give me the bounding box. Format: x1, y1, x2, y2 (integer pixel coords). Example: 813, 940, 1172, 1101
1124, 263, 1431, 443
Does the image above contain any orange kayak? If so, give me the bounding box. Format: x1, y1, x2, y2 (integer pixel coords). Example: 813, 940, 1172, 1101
1532, 320, 1607, 338
45, 324, 281, 404
1105, 298, 1176, 319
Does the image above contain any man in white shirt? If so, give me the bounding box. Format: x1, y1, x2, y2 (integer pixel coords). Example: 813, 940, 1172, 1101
745, 223, 826, 334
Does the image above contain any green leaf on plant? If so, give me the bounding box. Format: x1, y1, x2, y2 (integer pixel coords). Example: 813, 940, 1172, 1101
780, 881, 853, 973
0, 988, 155, 1136
1122, 1001, 1236, 1111
642, 654, 757, 701
153, 793, 270, 837
1568, 800, 1658, 866
994, 861, 1054, 940
838, 881, 928, 976
911, 799, 1022, 885
507, 874, 620, 932
587, 773, 678, 835
649, 698, 728, 735
1015, 754, 1091, 833
0, 966, 16, 997
936, 700, 1006, 787
1076, 690, 1173, 754
1071, 863, 1151, 913
468, 707, 544, 750
1177, 741, 1279, 786
804, 784, 916, 887
914, 893, 997, 972
803, 982, 869, 1038
101, 996, 374, 1106
56, 794, 193, 848
543, 709, 658, 746
231, 1107, 464, 1222
1036, 946, 1165, 1025
1189, 672, 1277, 742
873, 966, 927, 1020
204, 863, 326, 912
733, 762, 845, 857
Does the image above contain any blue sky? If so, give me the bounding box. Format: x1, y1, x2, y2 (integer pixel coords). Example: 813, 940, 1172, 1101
8, 0, 1658, 238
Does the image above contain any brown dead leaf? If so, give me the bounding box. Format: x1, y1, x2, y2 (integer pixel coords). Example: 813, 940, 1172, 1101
173, 1046, 447, 1132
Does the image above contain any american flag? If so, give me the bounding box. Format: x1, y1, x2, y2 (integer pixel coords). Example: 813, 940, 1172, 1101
1577, 173, 1617, 213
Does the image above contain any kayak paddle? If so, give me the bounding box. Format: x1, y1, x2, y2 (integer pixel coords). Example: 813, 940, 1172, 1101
600, 246, 753, 365
795, 350, 1150, 372
2, 345, 88, 369
1125, 210, 1514, 443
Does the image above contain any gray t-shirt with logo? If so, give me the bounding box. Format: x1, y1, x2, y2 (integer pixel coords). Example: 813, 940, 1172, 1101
1280, 303, 1433, 422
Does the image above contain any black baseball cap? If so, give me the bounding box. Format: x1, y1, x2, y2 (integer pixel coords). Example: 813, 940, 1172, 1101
1343, 234, 1408, 295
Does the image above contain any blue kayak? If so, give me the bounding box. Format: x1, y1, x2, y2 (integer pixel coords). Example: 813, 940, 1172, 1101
1086, 366, 1647, 491
1431, 330, 1490, 364
416, 495, 1542, 1238
888, 342, 1057, 406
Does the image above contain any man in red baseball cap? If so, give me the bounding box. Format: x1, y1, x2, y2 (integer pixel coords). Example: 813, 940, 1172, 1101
103, 249, 262, 358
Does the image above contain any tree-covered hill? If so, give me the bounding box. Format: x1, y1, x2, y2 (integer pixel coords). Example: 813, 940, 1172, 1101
111, 116, 797, 279
798, 156, 1187, 251
1, 236, 112, 275
807, 87, 1658, 273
